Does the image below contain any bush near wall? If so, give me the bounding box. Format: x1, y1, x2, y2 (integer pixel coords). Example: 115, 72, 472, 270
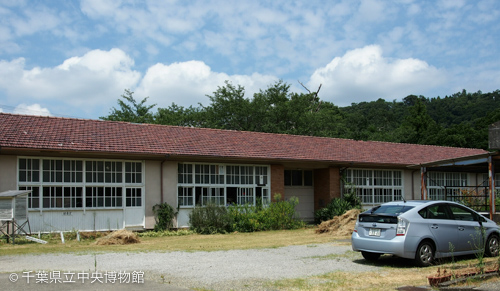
152, 202, 178, 231
189, 194, 305, 234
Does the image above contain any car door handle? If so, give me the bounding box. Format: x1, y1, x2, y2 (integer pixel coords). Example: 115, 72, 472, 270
458, 226, 465, 231
431, 224, 438, 229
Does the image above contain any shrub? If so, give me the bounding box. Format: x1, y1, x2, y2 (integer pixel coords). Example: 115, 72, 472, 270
189, 203, 233, 234
229, 194, 305, 232
264, 194, 305, 230
189, 194, 305, 234
228, 204, 263, 232
152, 203, 178, 231
314, 188, 361, 224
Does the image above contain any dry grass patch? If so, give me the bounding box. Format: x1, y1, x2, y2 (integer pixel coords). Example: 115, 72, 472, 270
95, 229, 140, 245
271, 267, 431, 290
0, 228, 335, 255
315, 209, 361, 236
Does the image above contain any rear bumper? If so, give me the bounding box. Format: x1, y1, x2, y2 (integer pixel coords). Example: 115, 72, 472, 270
351, 232, 415, 259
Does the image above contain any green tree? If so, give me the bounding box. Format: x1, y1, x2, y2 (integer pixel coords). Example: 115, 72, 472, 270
201, 81, 252, 131
399, 97, 438, 144
101, 89, 156, 123
154, 103, 203, 127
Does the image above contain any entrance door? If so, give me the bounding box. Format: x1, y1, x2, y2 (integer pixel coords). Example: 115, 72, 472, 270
124, 188, 144, 228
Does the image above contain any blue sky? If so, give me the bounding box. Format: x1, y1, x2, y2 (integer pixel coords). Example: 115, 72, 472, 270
0, 0, 499, 120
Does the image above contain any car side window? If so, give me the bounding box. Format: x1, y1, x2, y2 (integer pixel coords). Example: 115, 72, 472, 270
419, 205, 451, 219
449, 205, 483, 222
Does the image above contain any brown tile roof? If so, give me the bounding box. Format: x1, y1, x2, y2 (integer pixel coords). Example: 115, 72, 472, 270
0, 113, 488, 166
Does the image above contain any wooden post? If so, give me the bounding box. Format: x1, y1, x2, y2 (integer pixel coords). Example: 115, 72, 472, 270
489, 156, 495, 219
421, 167, 427, 200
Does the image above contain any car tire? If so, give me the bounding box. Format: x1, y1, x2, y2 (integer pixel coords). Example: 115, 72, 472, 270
361, 251, 381, 262
414, 241, 434, 267
485, 234, 500, 257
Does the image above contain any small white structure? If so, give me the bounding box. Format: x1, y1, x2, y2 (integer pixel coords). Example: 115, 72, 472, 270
0, 190, 31, 243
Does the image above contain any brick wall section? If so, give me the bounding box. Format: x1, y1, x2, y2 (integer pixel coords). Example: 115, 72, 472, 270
270, 164, 285, 201
314, 167, 341, 211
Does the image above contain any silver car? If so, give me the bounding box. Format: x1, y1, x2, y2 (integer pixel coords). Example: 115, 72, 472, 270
351, 200, 500, 266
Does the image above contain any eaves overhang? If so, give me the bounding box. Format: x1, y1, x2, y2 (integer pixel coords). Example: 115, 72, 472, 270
407, 151, 498, 173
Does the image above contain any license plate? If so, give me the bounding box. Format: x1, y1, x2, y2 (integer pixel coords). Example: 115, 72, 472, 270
369, 228, 381, 237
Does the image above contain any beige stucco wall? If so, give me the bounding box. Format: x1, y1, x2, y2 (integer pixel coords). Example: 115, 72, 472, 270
144, 160, 161, 229
163, 161, 178, 207
144, 160, 180, 229
0, 155, 18, 192
143, 160, 179, 229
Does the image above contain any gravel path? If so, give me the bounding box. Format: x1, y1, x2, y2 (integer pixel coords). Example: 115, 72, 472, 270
1, 242, 378, 290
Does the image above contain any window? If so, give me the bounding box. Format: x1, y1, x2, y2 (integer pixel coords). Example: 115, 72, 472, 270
195, 165, 224, 184
449, 205, 482, 221
344, 169, 403, 204
125, 162, 141, 183
427, 172, 467, 200
419, 204, 450, 219
19, 159, 39, 182
18, 158, 143, 210
178, 187, 194, 206
284, 170, 313, 186
197, 187, 224, 206
255, 166, 268, 185
85, 187, 123, 208
177, 163, 270, 207
178, 164, 193, 184
226, 166, 240, 184
43, 160, 83, 183
19, 186, 40, 208
126, 188, 142, 207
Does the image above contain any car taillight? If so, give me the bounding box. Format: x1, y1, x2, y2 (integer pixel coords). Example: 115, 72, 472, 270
353, 221, 358, 233
396, 217, 408, 236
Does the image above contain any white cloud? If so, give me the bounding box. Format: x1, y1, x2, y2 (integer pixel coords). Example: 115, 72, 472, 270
0, 48, 277, 118
136, 60, 277, 108
0, 48, 141, 117
308, 45, 446, 106
13, 104, 52, 116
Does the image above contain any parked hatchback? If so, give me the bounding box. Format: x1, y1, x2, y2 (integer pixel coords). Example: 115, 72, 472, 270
351, 200, 500, 266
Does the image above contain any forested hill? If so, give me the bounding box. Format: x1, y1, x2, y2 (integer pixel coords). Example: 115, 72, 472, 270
101, 82, 500, 150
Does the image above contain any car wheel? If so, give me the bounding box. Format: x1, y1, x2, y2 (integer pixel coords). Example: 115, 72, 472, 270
414, 241, 434, 267
485, 234, 499, 257
361, 251, 381, 262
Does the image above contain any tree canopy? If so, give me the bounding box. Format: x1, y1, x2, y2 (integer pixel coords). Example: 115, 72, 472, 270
100, 83, 500, 150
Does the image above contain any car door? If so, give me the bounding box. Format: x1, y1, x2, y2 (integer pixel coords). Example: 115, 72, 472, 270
448, 204, 484, 252
419, 204, 458, 254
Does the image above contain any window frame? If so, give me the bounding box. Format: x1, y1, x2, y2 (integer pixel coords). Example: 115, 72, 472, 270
18, 157, 144, 210
177, 163, 270, 208
343, 169, 404, 204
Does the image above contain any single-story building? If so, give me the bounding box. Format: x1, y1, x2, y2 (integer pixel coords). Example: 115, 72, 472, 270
0, 113, 490, 232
